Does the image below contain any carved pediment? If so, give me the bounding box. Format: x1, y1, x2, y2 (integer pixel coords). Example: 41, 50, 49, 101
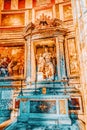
24, 14, 67, 37
35, 14, 66, 29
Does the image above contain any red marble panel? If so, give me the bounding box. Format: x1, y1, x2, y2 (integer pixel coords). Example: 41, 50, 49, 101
15, 99, 20, 108
18, 0, 25, 9
4, 0, 11, 10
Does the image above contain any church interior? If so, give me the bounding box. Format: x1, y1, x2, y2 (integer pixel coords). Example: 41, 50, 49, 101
0, 0, 87, 130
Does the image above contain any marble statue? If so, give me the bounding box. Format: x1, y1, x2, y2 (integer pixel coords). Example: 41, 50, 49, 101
37, 47, 54, 80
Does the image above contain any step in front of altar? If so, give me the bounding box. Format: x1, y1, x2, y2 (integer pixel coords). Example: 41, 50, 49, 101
27, 117, 71, 125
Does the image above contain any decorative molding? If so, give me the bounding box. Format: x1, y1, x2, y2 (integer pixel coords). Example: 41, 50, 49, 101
24, 16, 67, 38
35, 14, 66, 29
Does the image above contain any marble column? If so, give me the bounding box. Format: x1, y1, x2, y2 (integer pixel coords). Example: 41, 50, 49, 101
31, 41, 36, 82
26, 36, 32, 84
25, 35, 36, 85
56, 37, 61, 80
58, 36, 66, 79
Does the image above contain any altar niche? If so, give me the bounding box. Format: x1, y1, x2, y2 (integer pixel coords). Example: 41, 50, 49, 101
35, 44, 57, 81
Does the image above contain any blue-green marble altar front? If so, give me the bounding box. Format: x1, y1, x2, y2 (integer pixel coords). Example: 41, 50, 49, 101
30, 100, 56, 114
19, 94, 71, 126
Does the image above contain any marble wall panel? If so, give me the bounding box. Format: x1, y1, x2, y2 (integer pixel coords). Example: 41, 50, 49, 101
63, 4, 72, 21
67, 38, 79, 76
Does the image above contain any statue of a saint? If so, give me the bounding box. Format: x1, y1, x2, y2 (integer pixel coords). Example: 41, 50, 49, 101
37, 47, 55, 80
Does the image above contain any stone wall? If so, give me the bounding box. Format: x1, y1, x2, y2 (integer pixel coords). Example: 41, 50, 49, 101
71, 0, 87, 129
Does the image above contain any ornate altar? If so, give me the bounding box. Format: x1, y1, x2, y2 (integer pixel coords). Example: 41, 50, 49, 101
18, 15, 72, 126
24, 15, 67, 83
19, 95, 71, 125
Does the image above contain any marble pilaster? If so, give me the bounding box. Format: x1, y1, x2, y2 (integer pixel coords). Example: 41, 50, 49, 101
0, 0, 3, 10
11, 0, 18, 10
59, 4, 63, 20
56, 37, 61, 80
53, 5, 56, 18
25, 0, 32, 8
